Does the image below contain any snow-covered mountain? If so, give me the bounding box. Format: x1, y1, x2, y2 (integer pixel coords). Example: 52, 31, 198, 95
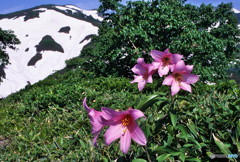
0, 4, 103, 98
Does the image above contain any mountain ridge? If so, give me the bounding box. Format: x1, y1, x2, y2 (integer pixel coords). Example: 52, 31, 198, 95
0, 4, 103, 27
0, 4, 102, 98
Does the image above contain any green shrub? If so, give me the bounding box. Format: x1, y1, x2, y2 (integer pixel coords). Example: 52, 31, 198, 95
83, 0, 240, 82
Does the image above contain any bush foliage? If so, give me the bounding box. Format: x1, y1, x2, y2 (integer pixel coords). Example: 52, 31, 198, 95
82, 0, 240, 82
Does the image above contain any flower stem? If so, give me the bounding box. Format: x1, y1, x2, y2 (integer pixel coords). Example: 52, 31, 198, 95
145, 145, 152, 162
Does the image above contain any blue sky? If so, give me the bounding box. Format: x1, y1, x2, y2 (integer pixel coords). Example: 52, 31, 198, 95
0, 0, 240, 14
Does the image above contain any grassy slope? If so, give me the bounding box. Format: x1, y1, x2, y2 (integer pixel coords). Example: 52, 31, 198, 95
0, 64, 239, 161
0, 67, 156, 160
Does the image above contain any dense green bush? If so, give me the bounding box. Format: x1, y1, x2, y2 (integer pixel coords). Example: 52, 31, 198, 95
82, 0, 240, 82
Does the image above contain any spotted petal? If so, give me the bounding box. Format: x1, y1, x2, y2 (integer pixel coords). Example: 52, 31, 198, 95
120, 129, 131, 154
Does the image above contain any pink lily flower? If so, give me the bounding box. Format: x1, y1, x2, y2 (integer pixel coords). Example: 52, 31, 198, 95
150, 49, 183, 77
83, 97, 105, 146
162, 60, 199, 95
100, 107, 147, 154
131, 58, 155, 91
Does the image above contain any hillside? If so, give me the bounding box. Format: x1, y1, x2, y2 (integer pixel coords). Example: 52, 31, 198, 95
0, 2, 239, 161
0, 4, 102, 98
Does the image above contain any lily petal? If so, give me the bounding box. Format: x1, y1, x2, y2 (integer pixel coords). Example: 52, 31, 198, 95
150, 50, 164, 61
183, 74, 199, 84
186, 65, 193, 73
151, 62, 160, 70
146, 75, 153, 83
138, 80, 147, 91
137, 58, 145, 65
163, 48, 170, 54
130, 75, 143, 84
162, 75, 173, 85
131, 64, 147, 76
180, 82, 192, 93
104, 123, 123, 145
120, 129, 131, 154
158, 65, 169, 77
89, 109, 104, 134
129, 109, 145, 120
129, 121, 147, 145
83, 97, 91, 113
171, 80, 181, 95
171, 54, 183, 64
175, 60, 186, 72
93, 130, 101, 146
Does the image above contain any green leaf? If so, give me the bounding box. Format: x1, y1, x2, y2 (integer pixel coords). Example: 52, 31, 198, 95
185, 157, 201, 162
180, 152, 185, 162
170, 113, 177, 128
102, 157, 108, 162
154, 146, 178, 154
156, 154, 171, 161
187, 119, 198, 137
212, 133, 232, 155
132, 159, 147, 162
237, 120, 240, 137
176, 124, 189, 141
137, 94, 167, 111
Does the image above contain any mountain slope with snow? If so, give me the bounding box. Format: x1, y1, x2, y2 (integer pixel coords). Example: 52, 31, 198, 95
0, 5, 102, 98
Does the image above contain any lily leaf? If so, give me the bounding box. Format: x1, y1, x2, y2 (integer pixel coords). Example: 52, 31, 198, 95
212, 133, 232, 156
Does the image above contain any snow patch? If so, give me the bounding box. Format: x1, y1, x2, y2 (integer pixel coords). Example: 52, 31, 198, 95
0, 9, 99, 98
232, 8, 240, 14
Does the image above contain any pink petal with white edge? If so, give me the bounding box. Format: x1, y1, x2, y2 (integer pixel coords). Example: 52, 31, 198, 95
129, 121, 147, 145
186, 65, 193, 73
128, 109, 145, 120
104, 123, 123, 145
138, 80, 147, 91
170, 64, 175, 72
130, 75, 143, 84
151, 62, 160, 70
150, 50, 164, 62
83, 97, 91, 113
180, 82, 192, 93
171, 80, 181, 95
158, 65, 170, 77
171, 54, 183, 64
175, 60, 186, 72
183, 74, 199, 84
162, 75, 174, 85
120, 129, 131, 154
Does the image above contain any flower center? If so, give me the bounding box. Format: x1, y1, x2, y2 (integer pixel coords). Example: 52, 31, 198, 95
122, 115, 132, 127
143, 72, 149, 80
162, 57, 170, 66
173, 73, 183, 82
